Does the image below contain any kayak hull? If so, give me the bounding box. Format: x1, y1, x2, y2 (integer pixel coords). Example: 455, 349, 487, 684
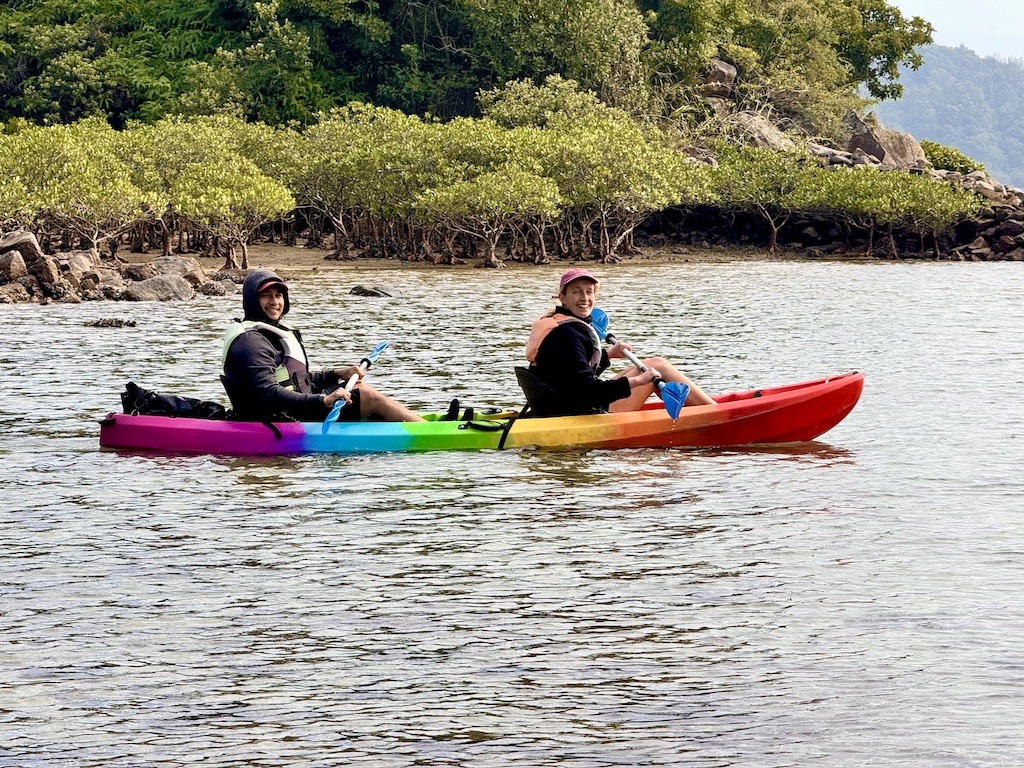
99, 372, 863, 456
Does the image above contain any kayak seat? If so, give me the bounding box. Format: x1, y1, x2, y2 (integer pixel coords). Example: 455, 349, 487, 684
514, 366, 568, 418
439, 398, 460, 421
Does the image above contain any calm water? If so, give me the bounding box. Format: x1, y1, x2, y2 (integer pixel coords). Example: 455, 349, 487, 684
1, 260, 1022, 767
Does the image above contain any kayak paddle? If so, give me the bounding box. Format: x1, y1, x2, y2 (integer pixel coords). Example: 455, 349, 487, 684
590, 308, 689, 420
321, 341, 388, 434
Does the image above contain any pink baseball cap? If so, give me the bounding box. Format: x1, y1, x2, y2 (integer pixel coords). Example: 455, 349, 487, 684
558, 268, 598, 291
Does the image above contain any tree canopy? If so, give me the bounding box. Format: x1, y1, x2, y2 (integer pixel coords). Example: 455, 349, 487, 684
1, 0, 931, 139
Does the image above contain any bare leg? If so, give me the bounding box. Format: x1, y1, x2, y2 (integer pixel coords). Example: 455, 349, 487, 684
354, 384, 426, 422
610, 356, 716, 412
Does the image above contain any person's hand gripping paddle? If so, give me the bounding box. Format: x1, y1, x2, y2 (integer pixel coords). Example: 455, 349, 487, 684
590, 309, 689, 420
321, 341, 388, 434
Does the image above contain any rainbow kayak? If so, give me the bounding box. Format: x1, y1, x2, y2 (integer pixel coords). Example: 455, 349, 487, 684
99, 372, 863, 455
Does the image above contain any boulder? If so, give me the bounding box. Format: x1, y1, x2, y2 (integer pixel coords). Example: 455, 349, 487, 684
995, 219, 1024, 238
84, 318, 137, 327
17, 275, 40, 298
0, 230, 45, 262
0, 251, 28, 283
152, 255, 207, 285
58, 250, 101, 285
730, 111, 796, 151
121, 262, 160, 282
46, 278, 81, 303
845, 111, 929, 170
213, 268, 249, 284
122, 274, 196, 301
79, 268, 126, 295
349, 284, 396, 297
701, 59, 737, 99
31, 253, 62, 286
0, 282, 31, 303
200, 279, 238, 296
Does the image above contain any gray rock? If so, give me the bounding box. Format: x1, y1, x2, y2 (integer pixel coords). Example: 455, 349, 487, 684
152, 255, 206, 279
0, 230, 45, 262
995, 219, 1024, 238
121, 262, 160, 282
84, 318, 137, 327
701, 59, 737, 98
79, 268, 126, 294
730, 111, 796, 151
58, 250, 102, 285
122, 274, 196, 301
200, 279, 238, 296
845, 111, 928, 170
31, 254, 62, 286
349, 284, 397, 297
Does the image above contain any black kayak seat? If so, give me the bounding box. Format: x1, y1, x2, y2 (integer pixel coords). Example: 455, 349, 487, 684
514, 366, 606, 418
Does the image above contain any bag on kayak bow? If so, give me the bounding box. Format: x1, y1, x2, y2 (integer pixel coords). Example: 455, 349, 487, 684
121, 381, 231, 420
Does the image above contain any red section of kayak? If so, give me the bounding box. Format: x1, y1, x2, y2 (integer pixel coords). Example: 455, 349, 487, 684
626, 371, 864, 448
504, 372, 864, 449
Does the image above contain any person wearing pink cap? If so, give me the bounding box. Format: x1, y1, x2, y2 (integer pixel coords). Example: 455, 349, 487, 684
221, 270, 424, 423
518, 268, 714, 417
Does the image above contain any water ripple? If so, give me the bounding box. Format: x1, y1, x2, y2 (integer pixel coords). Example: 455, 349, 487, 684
1, 262, 1023, 766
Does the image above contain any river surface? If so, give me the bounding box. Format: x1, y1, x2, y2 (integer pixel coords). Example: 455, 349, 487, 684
2, 259, 1022, 767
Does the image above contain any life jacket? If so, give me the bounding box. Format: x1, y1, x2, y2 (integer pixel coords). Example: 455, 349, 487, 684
525, 312, 602, 370
221, 320, 311, 392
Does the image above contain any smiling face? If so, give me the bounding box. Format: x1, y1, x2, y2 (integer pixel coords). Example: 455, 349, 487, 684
258, 287, 286, 322
559, 278, 599, 319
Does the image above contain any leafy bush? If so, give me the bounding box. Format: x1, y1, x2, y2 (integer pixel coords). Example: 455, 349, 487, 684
921, 140, 985, 175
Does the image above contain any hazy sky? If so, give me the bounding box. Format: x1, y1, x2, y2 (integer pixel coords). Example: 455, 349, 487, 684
889, 1, 1024, 60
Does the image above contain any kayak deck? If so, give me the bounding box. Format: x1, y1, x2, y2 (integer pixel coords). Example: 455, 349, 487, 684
98, 372, 864, 456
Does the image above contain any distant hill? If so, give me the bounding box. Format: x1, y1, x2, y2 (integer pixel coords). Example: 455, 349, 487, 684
872, 45, 1024, 188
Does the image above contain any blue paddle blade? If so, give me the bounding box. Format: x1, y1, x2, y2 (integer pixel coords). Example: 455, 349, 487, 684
321, 400, 344, 434
659, 382, 690, 420
366, 340, 389, 364
590, 308, 610, 342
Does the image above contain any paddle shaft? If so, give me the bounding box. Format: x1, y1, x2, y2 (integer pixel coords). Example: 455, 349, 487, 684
594, 310, 689, 419
605, 332, 656, 377
344, 356, 372, 391
322, 341, 389, 432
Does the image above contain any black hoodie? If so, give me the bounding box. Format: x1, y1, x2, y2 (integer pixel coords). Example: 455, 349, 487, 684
221, 270, 340, 421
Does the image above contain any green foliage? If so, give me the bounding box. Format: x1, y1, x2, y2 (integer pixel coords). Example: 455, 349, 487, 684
708, 143, 982, 251
171, 155, 295, 249
478, 75, 623, 129
836, 0, 932, 100
0, 0, 932, 137
0, 119, 159, 248
920, 140, 985, 175
0, 104, 985, 265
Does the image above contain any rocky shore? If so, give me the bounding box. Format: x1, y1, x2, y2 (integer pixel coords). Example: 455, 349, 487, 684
0, 230, 244, 304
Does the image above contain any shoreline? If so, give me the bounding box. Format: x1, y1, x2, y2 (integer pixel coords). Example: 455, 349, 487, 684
190, 242, 818, 278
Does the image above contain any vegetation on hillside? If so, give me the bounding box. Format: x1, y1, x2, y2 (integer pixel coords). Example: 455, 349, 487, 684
872, 45, 1024, 187
1, 0, 930, 143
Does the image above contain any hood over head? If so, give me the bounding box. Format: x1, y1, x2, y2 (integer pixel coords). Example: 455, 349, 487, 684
242, 270, 290, 322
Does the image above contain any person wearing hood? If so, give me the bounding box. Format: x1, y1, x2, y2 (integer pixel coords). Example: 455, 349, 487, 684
518, 268, 715, 417
221, 270, 424, 423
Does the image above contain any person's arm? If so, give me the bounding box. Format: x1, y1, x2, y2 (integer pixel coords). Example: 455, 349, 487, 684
225, 332, 330, 420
